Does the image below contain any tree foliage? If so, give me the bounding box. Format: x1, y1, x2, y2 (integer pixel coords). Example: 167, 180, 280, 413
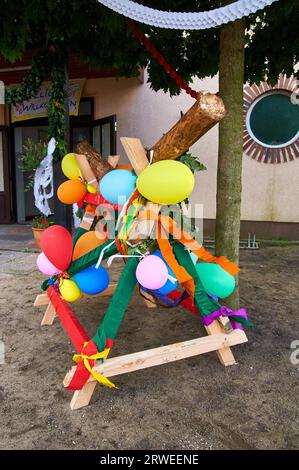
0, 0, 297, 94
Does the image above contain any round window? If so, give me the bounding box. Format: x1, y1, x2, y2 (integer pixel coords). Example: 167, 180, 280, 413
246, 90, 299, 148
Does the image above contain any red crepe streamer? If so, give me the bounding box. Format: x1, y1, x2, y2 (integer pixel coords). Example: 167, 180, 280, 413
47, 286, 112, 390
167, 289, 200, 317
126, 19, 198, 101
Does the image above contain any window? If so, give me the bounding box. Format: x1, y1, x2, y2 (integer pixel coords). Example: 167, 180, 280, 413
246, 91, 299, 148
243, 76, 299, 163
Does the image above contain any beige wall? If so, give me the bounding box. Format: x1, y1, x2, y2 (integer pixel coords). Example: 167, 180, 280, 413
83, 72, 299, 223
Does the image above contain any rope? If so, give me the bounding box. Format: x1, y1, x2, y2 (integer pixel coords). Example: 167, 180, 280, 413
126, 19, 198, 100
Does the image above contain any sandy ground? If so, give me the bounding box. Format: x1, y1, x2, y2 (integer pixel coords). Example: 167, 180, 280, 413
0, 246, 298, 450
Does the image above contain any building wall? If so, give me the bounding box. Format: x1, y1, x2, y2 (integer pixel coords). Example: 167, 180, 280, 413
83, 72, 299, 226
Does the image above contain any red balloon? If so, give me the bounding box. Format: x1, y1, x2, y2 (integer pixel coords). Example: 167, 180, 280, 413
41, 225, 73, 272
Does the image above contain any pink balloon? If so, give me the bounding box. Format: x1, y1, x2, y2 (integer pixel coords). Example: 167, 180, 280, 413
37, 252, 60, 276
136, 255, 168, 290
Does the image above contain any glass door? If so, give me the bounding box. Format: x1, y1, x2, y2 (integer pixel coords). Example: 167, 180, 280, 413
71, 115, 117, 157
91, 115, 117, 157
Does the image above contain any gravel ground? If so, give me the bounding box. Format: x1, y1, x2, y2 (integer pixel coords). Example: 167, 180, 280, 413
0, 246, 298, 450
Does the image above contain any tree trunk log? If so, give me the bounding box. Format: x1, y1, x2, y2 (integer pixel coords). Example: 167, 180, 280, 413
76, 140, 113, 180
151, 92, 225, 162
215, 19, 245, 310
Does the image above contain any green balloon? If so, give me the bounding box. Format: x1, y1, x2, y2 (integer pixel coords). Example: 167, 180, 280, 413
196, 263, 235, 299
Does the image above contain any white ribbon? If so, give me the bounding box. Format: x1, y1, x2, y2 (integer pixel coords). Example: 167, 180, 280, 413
98, 0, 278, 30
33, 138, 56, 216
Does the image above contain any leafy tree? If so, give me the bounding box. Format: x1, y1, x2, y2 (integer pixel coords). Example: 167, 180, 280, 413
0, 0, 298, 305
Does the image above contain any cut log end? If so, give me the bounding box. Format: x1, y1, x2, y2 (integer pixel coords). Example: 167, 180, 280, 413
151, 92, 226, 162
76, 140, 113, 180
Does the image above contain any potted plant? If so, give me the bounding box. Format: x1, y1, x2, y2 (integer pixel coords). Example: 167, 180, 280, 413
32, 214, 53, 249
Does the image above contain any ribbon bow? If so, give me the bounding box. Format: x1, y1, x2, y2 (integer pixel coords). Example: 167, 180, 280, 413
202, 306, 253, 330
72, 343, 118, 389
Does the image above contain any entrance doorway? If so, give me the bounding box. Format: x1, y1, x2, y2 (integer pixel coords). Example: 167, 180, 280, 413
9, 97, 117, 223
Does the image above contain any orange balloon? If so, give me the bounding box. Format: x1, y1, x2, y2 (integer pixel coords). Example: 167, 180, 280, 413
117, 164, 134, 171
72, 230, 107, 260
57, 180, 86, 204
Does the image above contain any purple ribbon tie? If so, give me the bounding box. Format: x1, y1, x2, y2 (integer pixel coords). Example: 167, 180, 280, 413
202, 306, 248, 330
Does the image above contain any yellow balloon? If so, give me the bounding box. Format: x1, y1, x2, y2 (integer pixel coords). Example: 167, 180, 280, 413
59, 278, 82, 302
61, 153, 82, 180
86, 184, 97, 194
137, 160, 195, 205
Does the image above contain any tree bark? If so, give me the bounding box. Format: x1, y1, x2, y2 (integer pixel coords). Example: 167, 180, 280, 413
76, 140, 113, 180
215, 19, 245, 309
151, 92, 225, 162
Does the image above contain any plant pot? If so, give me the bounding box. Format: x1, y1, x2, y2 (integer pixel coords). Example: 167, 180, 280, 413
32, 227, 45, 250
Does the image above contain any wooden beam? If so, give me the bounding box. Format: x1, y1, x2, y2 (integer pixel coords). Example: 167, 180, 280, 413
120, 137, 149, 175
64, 329, 247, 389
151, 92, 226, 162
75, 154, 98, 190
41, 302, 56, 326
69, 382, 98, 411
34, 293, 49, 307
79, 209, 95, 230
107, 155, 120, 168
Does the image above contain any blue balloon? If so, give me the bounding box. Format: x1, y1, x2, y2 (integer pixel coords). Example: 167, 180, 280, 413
99, 169, 137, 205
74, 265, 109, 295
152, 250, 178, 295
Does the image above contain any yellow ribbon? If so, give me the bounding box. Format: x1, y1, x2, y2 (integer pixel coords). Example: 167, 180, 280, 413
72, 344, 118, 390
118, 195, 143, 251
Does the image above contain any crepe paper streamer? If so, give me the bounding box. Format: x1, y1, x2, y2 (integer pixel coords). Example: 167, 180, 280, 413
138, 208, 240, 276
47, 286, 105, 390
92, 257, 139, 352
152, 250, 178, 296
34, 138, 55, 216
172, 242, 222, 318
167, 289, 200, 318
117, 192, 142, 253
142, 287, 189, 308
98, 0, 278, 30
126, 20, 198, 100
73, 343, 118, 389
84, 192, 121, 211
202, 306, 253, 330
107, 253, 143, 267
72, 227, 88, 247
47, 286, 90, 351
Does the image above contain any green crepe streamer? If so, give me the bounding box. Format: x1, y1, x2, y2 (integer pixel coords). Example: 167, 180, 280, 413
92, 257, 138, 352
172, 242, 222, 318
